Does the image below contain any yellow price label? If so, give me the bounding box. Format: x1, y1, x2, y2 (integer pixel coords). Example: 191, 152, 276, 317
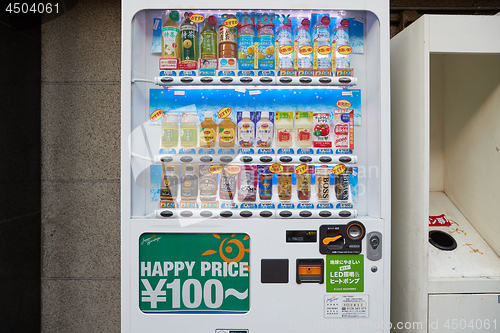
332, 164, 347, 175
218, 107, 232, 119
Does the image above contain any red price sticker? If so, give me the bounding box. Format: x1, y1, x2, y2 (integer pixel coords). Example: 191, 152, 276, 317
218, 107, 232, 119
279, 45, 294, 55
295, 164, 308, 175
189, 14, 205, 23
269, 163, 284, 173
338, 45, 353, 55
332, 164, 347, 175
224, 18, 239, 27
336, 99, 352, 109
150, 109, 163, 122
318, 45, 332, 55
208, 165, 223, 174
299, 45, 313, 55
226, 165, 241, 175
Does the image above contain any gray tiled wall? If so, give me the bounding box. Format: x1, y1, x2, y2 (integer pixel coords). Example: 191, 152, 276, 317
41, 0, 121, 331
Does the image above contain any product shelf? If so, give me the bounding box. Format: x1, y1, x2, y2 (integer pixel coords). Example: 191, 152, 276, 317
153, 75, 357, 86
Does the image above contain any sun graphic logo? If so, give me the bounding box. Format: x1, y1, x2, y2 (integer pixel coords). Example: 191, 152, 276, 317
202, 234, 250, 265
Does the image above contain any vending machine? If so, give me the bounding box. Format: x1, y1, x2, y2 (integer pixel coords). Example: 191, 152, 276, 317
121, 0, 390, 332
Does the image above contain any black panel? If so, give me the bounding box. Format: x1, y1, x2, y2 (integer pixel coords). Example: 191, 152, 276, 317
261, 259, 289, 283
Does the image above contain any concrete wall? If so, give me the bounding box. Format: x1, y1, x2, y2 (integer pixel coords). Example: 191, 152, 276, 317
41, 0, 121, 331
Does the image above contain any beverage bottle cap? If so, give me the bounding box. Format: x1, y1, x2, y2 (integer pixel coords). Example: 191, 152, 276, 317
166, 166, 175, 172
204, 111, 213, 118
186, 165, 194, 171
261, 111, 269, 118
242, 111, 250, 118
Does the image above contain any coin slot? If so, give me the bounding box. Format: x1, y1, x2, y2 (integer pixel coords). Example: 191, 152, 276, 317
296, 259, 324, 284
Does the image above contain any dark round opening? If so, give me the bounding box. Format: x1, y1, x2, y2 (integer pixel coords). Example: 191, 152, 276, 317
429, 230, 457, 251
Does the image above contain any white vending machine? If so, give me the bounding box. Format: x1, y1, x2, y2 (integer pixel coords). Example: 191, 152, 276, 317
121, 0, 390, 332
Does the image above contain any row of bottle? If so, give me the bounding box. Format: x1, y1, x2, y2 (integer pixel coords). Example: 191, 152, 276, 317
160, 11, 352, 73
161, 110, 353, 150
160, 164, 352, 204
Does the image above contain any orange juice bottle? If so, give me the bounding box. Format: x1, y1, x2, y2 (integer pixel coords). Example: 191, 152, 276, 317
218, 117, 236, 147
199, 111, 217, 148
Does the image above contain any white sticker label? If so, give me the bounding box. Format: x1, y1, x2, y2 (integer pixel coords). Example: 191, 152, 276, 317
324, 295, 368, 318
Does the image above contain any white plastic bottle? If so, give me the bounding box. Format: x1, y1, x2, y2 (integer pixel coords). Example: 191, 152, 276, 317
256, 111, 274, 147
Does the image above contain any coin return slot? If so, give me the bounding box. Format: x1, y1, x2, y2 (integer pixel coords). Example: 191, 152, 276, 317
296, 259, 324, 284
323, 230, 344, 250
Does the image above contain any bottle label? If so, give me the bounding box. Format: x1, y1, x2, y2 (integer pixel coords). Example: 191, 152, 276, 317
162, 128, 178, 144
237, 35, 255, 59
313, 113, 332, 148
296, 127, 311, 142
257, 35, 275, 69
199, 177, 217, 197
162, 26, 180, 58
181, 176, 198, 200
219, 127, 235, 143
220, 174, 236, 200
181, 128, 197, 144
200, 31, 217, 58
276, 128, 291, 143
219, 25, 236, 43
259, 174, 273, 198
200, 128, 216, 144
180, 25, 198, 62
160, 176, 179, 201
256, 121, 273, 147
278, 174, 292, 200
317, 175, 330, 201
239, 171, 256, 196
238, 121, 254, 146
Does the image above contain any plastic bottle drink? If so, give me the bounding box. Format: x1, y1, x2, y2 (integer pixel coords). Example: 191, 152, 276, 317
199, 111, 217, 148
331, 19, 351, 69
237, 17, 256, 69
179, 12, 199, 65
312, 15, 332, 69
316, 167, 330, 201
312, 112, 332, 148
257, 22, 275, 69
238, 165, 257, 202
161, 113, 179, 148
218, 17, 237, 59
294, 18, 313, 69
219, 166, 236, 200
295, 111, 313, 147
200, 15, 218, 59
180, 112, 198, 148
160, 165, 179, 201
181, 165, 198, 201
238, 111, 254, 147
199, 164, 218, 202
256, 111, 274, 147
275, 111, 293, 148
161, 10, 180, 60
218, 117, 236, 148
276, 20, 294, 69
